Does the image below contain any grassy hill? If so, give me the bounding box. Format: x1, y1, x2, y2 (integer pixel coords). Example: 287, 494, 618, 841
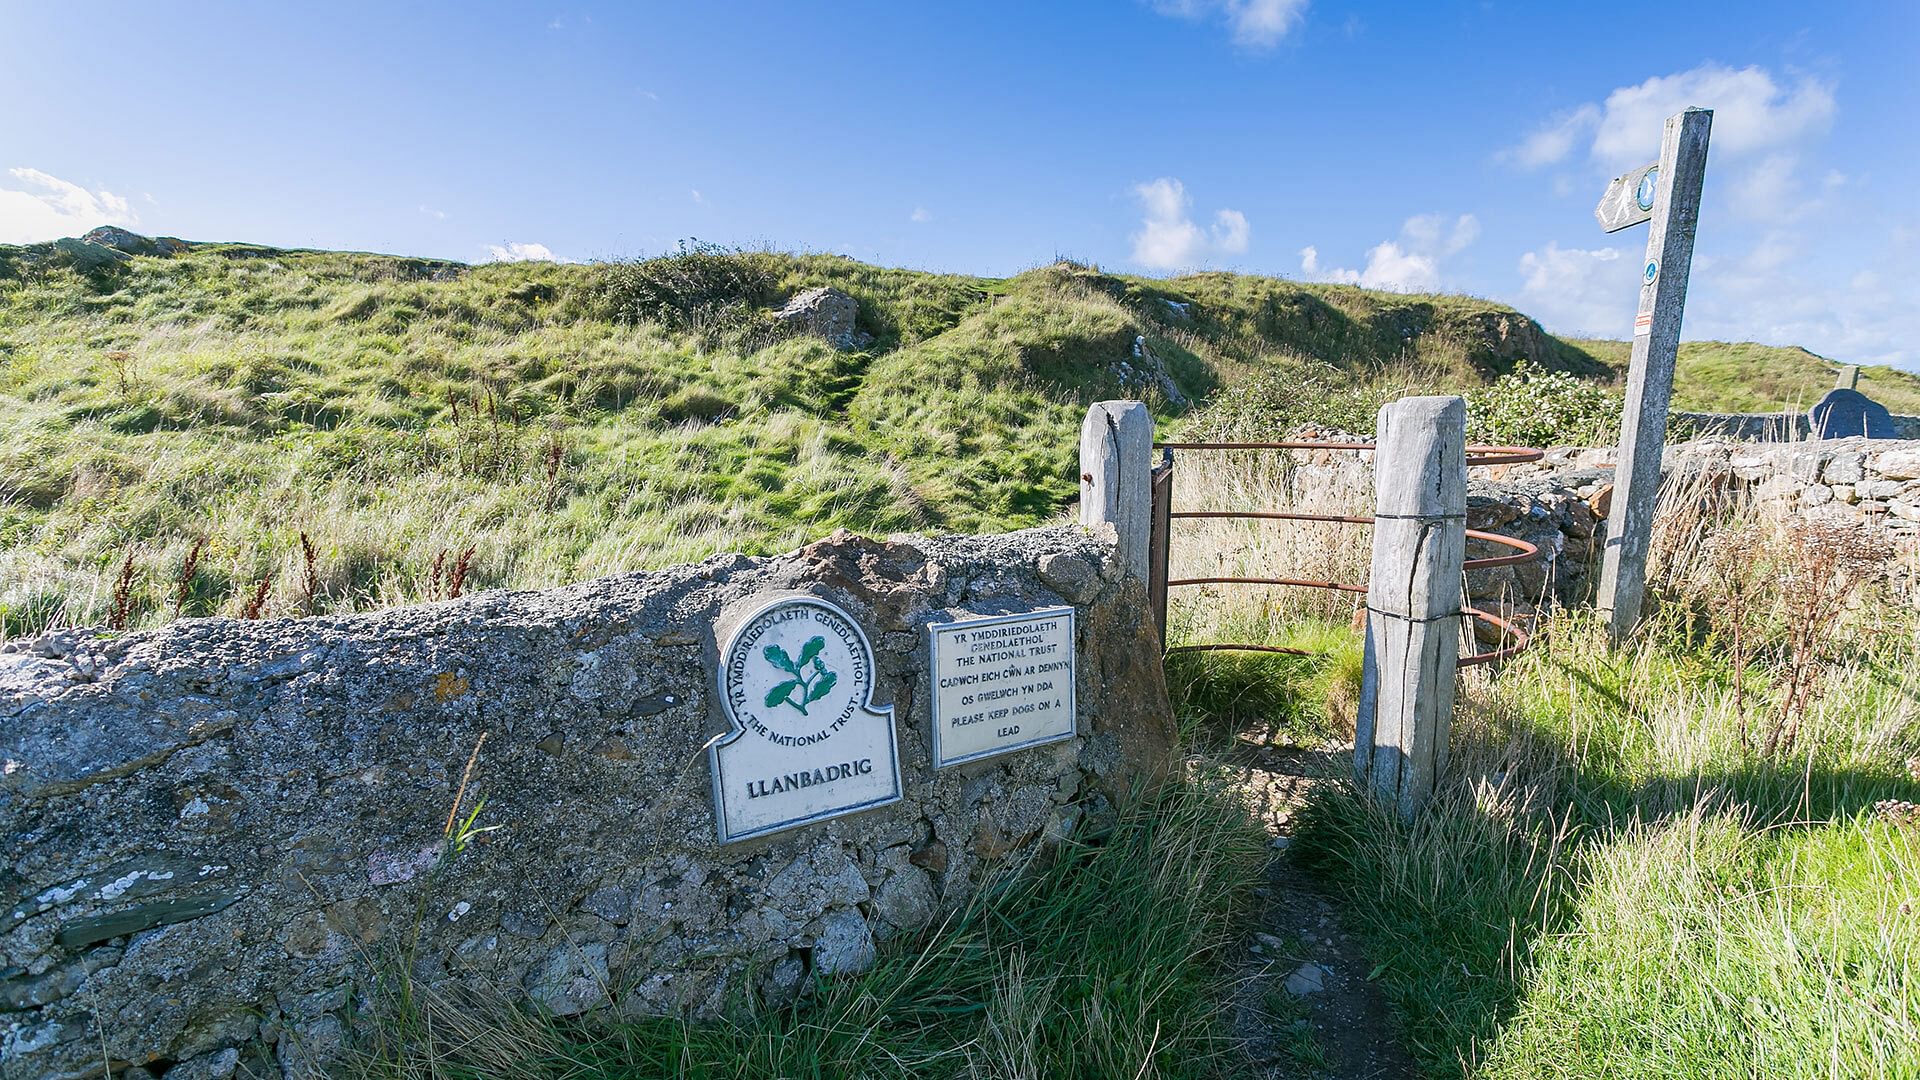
9, 234, 1914, 637
0, 235, 1604, 635
1573, 337, 1920, 414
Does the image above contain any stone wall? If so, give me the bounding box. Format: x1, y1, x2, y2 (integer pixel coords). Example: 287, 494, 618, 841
1256, 436, 1920, 644
1, 527, 1174, 1079
1670, 410, 1920, 441
1509, 437, 1920, 533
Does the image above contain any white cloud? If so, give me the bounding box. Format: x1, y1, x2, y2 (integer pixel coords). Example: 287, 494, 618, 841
910, 207, 932, 223
419, 204, 448, 221
1506, 63, 1835, 170
1513, 243, 1635, 338
485, 241, 556, 262
1151, 0, 1308, 48
1590, 65, 1833, 168
1297, 246, 1353, 283
690, 189, 704, 204
1681, 229, 1920, 368
1401, 212, 1479, 257
1494, 66, 1920, 368
1129, 178, 1250, 271
0, 167, 136, 244
1505, 105, 1601, 168
1299, 213, 1477, 292
1727, 152, 1812, 221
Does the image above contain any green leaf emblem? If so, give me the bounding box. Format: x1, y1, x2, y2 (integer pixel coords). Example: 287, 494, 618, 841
806, 669, 837, 703
764, 679, 802, 709
796, 636, 825, 668
763, 636, 838, 716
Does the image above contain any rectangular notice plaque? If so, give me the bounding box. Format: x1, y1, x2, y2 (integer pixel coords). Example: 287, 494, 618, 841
929, 607, 1076, 768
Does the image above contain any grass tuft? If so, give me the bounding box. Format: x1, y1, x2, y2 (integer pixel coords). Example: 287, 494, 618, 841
355, 777, 1269, 1080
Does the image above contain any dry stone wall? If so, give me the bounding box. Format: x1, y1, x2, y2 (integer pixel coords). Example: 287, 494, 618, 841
1259, 436, 1920, 643
1512, 437, 1920, 532
1, 526, 1174, 1079
1670, 410, 1920, 441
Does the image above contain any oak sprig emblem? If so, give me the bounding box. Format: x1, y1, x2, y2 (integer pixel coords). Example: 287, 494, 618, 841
763, 636, 837, 715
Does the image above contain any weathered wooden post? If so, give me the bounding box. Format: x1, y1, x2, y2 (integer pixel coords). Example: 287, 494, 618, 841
1594, 107, 1713, 641
1355, 395, 1466, 821
1080, 400, 1154, 581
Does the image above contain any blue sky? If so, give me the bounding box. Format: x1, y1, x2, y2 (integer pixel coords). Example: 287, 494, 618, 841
3, 1, 1916, 366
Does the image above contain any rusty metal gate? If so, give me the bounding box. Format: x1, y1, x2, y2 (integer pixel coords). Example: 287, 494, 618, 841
1148, 440, 1545, 666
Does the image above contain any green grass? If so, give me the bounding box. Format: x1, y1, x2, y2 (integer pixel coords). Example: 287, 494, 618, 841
1164, 617, 1365, 749
1574, 338, 1920, 415
1291, 600, 1920, 1079
357, 775, 1271, 1080
0, 240, 1608, 636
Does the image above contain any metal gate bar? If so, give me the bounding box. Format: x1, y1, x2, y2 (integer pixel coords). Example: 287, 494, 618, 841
1150, 440, 1545, 665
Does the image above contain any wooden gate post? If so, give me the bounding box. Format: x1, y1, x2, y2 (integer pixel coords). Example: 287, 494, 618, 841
1080, 401, 1154, 582
1355, 396, 1467, 821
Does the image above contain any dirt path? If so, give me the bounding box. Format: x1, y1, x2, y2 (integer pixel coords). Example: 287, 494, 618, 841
1223, 743, 1422, 1080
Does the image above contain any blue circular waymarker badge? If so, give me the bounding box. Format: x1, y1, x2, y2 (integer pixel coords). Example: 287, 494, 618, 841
1643, 260, 1659, 285
1635, 168, 1659, 212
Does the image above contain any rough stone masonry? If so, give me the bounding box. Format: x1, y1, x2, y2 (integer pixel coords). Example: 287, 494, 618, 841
0, 526, 1174, 1079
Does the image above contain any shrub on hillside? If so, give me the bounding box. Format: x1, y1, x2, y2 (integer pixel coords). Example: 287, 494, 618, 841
1468, 360, 1620, 448
596, 241, 785, 342
1184, 359, 1388, 439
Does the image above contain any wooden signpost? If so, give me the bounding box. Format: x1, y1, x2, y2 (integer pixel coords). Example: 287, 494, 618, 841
1594, 107, 1713, 641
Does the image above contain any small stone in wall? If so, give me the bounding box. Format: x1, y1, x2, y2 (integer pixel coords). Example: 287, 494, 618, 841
763, 951, 809, 1005
1861, 480, 1908, 500
582, 885, 630, 925
1587, 483, 1613, 519
164, 1049, 243, 1080
525, 942, 610, 1017
811, 909, 876, 975
367, 842, 443, 887
908, 840, 950, 874
871, 846, 937, 935
1876, 449, 1920, 482
1037, 551, 1100, 603
1824, 453, 1866, 485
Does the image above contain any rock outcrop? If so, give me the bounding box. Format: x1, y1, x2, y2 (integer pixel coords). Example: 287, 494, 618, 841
79, 227, 192, 258
774, 287, 870, 350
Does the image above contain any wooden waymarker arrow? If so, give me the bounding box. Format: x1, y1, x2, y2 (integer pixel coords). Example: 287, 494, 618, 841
1595, 161, 1660, 233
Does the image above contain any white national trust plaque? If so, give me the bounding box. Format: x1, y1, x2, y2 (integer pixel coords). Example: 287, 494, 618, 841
929, 607, 1076, 768
710, 596, 900, 843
